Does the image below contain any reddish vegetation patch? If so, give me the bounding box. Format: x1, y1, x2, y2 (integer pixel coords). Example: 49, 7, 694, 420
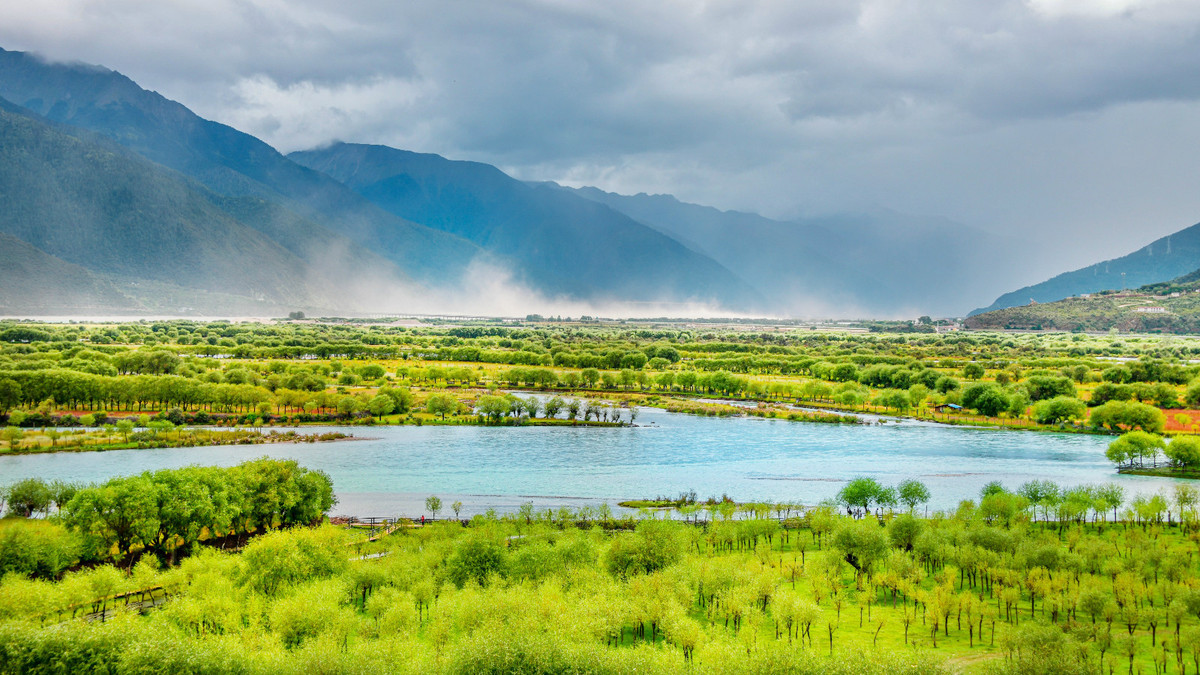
1163, 409, 1200, 432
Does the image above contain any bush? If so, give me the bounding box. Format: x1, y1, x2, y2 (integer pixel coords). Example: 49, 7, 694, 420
605, 520, 684, 578
446, 535, 508, 587
1032, 396, 1086, 425
1089, 400, 1165, 433
0, 520, 80, 577
238, 526, 347, 596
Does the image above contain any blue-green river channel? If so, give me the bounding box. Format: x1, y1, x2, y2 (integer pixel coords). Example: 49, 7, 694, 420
0, 404, 1188, 517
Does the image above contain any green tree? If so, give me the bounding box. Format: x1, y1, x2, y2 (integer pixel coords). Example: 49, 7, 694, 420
1, 425, 24, 451
543, 395, 565, 419
897, 479, 931, 512
1023, 375, 1077, 402
1165, 435, 1200, 468
832, 517, 890, 581
886, 512, 923, 551
962, 383, 1009, 417
1018, 480, 1061, 520
838, 477, 885, 517
425, 393, 457, 420
1032, 396, 1087, 425
477, 395, 511, 423
1089, 400, 1166, 433
63, 475, 159, 560
238, 527, 347, 596
580, 368, 600, 387
0, 378, 20, 412
114, 418, 134, 443
1105, 430, 1165, 468
425, 495, 442, 520
366, 394, 395, 419
1095, 483, 1125, 522
446, 534, 507, 587
962, 363, 985, 380
377, 386, 414, 414
605, 520, 684, 578
6, 478, 52, 517
336, 395, 361, 417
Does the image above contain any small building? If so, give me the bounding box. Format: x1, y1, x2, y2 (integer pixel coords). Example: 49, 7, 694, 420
930, 403, 963, 413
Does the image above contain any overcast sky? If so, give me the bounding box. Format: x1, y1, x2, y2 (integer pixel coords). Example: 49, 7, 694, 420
3, 0, 1200, 269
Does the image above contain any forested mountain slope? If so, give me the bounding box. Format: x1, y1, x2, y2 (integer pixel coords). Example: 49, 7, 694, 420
0, 233, 136, 313
0, 47, 485, 286
0, 100, 332, 310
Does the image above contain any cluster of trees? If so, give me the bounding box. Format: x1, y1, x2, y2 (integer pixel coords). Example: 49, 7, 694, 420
1106, 430, 1200, 472
2, 459, 334, 566
835, 478, 932, 517
472, 394, 632, 425
0, 369, 275, 414
829, 476, 1185, 529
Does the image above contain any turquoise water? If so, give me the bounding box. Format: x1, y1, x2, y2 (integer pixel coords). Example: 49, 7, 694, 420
0, 405, 1185, 517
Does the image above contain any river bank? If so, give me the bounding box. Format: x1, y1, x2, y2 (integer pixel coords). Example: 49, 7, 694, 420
0, 428, 354, 455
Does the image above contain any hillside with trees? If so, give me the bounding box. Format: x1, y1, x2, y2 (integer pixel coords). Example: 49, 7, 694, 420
0, 48, 486, 290
966, 269, 1200, 334
0, 98, 384, 314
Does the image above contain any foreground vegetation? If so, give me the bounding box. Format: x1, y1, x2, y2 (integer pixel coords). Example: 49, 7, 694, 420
3, 459, 1200, 673
2, 473, 1200, 673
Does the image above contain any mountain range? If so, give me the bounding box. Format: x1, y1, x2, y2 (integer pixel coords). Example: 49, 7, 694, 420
0, 46, 1195, 319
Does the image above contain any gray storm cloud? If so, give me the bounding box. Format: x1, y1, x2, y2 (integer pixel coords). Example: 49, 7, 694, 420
2, 0, 1200, 273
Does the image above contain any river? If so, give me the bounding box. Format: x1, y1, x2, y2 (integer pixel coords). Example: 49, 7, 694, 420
0, 404, 1186, 517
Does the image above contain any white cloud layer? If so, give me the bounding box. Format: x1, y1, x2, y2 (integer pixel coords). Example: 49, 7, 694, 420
3, 0, 1200, 268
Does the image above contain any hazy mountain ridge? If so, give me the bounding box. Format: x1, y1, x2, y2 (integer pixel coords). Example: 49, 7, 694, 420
288, 143, 765, 309
559, 186, 1032, 317
0, 47, 766, 313
972, 222, 1200, 316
